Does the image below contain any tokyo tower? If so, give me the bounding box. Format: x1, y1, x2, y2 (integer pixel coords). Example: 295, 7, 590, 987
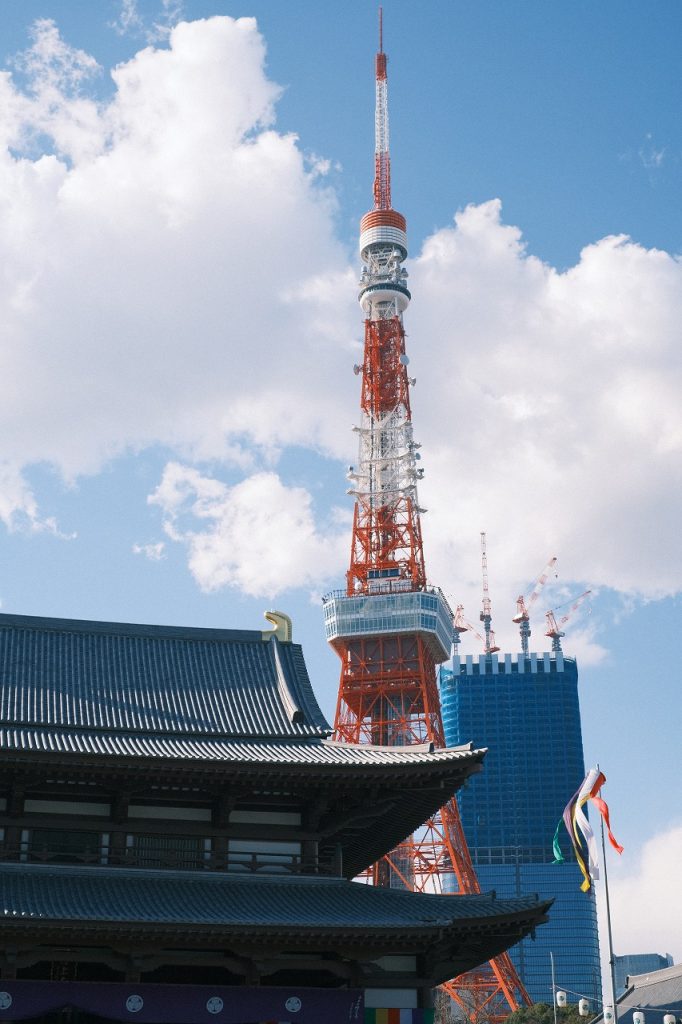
323, 12, 532, 1023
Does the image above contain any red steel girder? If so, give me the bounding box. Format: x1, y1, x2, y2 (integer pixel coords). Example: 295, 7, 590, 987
360, 317, 412, 418
332, 633, 532, 1022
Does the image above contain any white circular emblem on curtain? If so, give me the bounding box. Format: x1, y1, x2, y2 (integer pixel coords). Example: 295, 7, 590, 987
126, 995, 144, 1013
207, 997, 224, 1014
0, 994, 12, 1010
285, 997, 302, 1013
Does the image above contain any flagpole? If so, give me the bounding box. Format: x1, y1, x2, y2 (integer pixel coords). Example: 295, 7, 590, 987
550, 951, 558, 1024
599, 791, 618, 1022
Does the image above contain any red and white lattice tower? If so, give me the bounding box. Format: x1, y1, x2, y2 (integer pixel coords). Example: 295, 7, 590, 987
323, 12, 531, 1023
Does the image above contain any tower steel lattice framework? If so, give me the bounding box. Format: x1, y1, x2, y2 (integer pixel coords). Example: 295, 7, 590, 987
323, 14, 532, 1024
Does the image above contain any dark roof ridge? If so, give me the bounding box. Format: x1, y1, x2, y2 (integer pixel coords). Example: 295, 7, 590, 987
0, 611, 266, 645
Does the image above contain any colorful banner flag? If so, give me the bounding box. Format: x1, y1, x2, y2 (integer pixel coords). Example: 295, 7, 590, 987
364, 1011, 434, 1024
552, 767, 623, 891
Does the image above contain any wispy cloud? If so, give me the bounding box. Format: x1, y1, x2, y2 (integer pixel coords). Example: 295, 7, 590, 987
110, 0, 185, 43
109, 1, 144, 38
0, 463, 74, 538
13, 17, 101, 92
132, 541, 166, 561
638, 132, 666, 170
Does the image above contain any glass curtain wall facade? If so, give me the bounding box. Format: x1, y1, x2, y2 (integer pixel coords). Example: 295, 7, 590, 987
440, 652, 602, 1006
614, 954, 674, 996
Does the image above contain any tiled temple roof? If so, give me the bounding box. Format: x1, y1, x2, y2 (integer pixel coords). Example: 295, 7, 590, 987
0, 612, 485, 777
0, 613, 329, 740
0, 861, 547, 930
593, 964, 682, 1024
0, 612, 488, 876
0, 726, 479, 768
0, 862, 551, 983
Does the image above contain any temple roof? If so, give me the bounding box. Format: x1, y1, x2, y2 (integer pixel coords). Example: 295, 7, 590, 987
0, 862, 551, 984
0, 612, 488, 876
593, 964, 682, 1024
0, 861, 546, 929
0, 726, 477, 769
0, 613, 330, 740
0, 612, 485, 779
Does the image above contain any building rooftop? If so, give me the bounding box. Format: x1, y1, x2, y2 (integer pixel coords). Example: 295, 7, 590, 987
0, 611, 489, 877
0, 609, 484, 769
0, 862, 551, 985
0, 724, 480, 768
0, 612, 330, 740
594, 963, 682, 1024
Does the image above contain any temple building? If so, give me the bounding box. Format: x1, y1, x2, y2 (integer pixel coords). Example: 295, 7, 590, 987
0, 611, 550, 1022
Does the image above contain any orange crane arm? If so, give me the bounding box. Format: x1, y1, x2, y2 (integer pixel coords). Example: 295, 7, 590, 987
513, 555, 557, 623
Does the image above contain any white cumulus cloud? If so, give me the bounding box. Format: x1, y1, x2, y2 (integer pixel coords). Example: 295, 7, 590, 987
406, 200, 682, 646
1, 17, 681, 628
0, 16, 356, 499
149, 462, 349, 598
598, 823, 682, 967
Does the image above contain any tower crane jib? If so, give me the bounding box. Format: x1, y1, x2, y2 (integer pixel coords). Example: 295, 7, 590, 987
513, 555, 558, 657
545, 590, 592, 653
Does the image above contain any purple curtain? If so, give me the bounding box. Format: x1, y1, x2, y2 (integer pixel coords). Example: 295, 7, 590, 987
0, 982, 364, 1024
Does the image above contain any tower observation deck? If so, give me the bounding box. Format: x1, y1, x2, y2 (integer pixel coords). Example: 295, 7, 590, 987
325, 12, 533, 1023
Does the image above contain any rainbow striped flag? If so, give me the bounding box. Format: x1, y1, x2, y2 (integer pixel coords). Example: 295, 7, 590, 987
552, 767, 623, 891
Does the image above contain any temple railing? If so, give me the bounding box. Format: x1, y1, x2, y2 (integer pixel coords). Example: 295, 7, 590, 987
0, 842, 335, 876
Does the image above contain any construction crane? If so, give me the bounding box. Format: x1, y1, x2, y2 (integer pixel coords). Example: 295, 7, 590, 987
453, 605, 498, 658
545, 590, 592, 652
479, 532, 500, 656
452, 604, 469, 655
512, 555, 558, 657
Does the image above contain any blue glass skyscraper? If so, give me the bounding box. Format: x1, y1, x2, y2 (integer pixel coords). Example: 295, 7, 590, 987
614, 954, 674, 997
440, 651, 602, 1006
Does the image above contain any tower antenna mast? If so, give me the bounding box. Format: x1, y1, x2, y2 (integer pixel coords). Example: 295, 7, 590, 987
373, 6, 391, 211
324, 16, 530, 1023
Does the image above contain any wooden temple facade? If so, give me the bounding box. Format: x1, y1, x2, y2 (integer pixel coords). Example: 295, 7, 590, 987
0, 612, 550, 1023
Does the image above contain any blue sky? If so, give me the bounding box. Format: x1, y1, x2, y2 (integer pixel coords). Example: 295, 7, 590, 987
1, 0, 681, 974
